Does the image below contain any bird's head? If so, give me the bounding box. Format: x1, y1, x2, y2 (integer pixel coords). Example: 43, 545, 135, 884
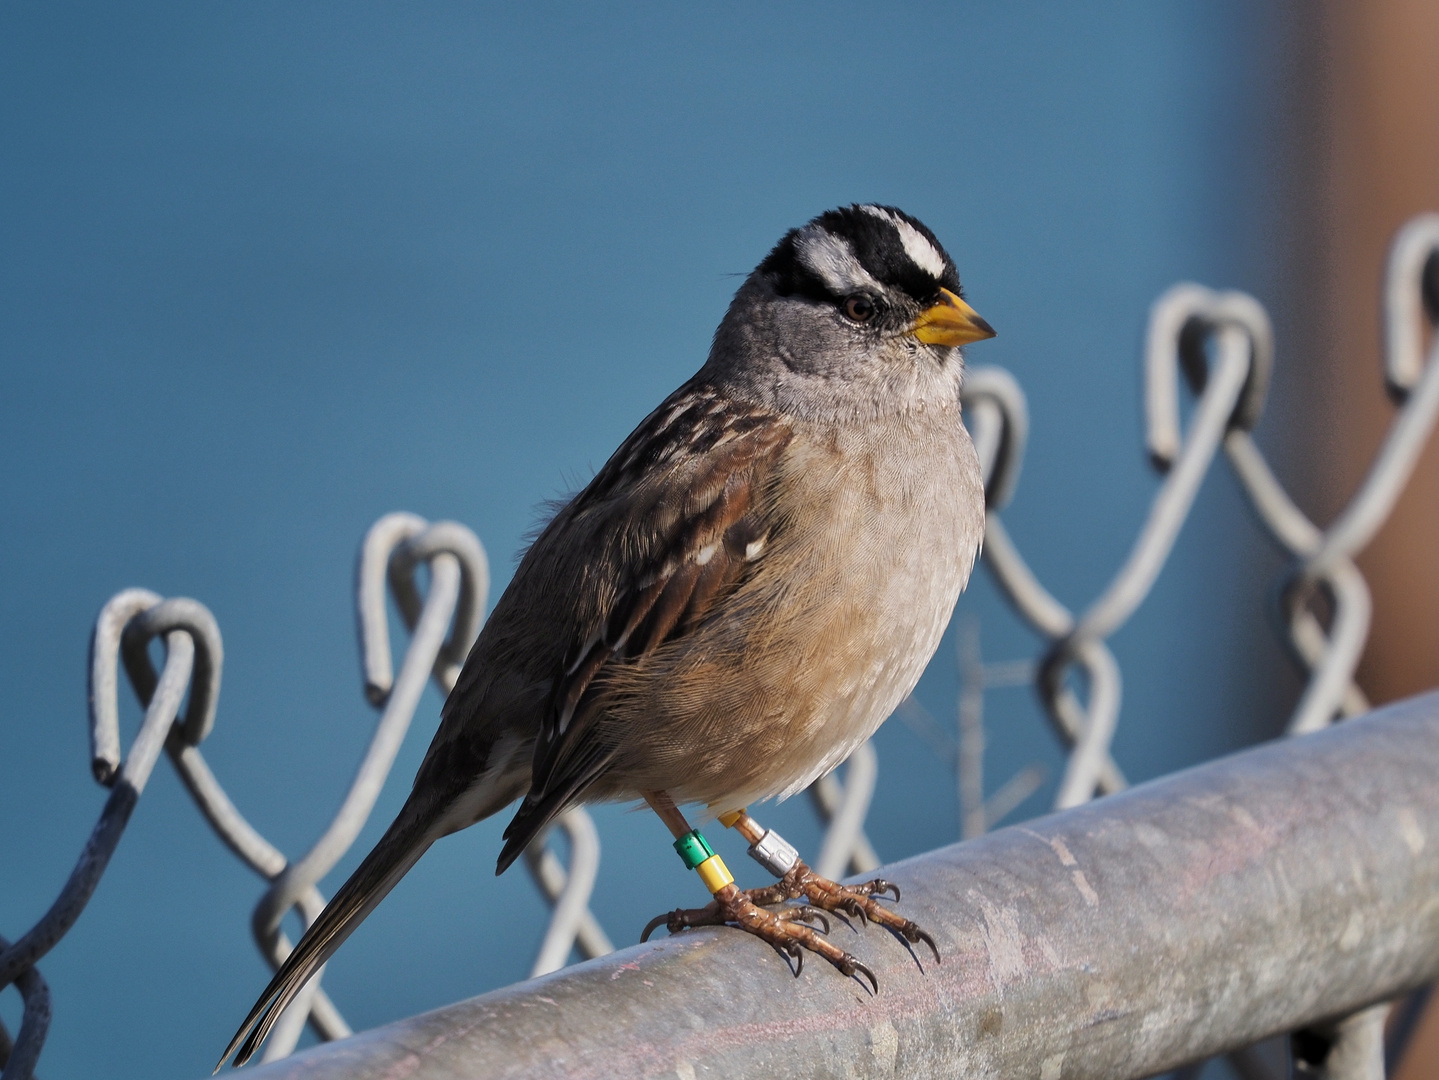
706, 204, 995, 419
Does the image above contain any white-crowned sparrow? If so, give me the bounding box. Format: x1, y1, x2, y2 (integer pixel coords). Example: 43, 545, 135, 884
221, 204, 992, 1067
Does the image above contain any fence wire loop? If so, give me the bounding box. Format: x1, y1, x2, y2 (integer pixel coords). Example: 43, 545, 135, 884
523, 808, 614, 977
119, 596, 224, 753
1145, 283, 1274, 471
960, 364, 1029, 510
969, 286, 1266, 811
357, 513, 490, 704
1382, 213, 1439, 401
0, 934, 49, 1080
1299, 227, 1439, 587
1211, 217, 1439, 738
249, 513, 492, 1061
1, 589, 222, 1080
87, 586, 162, 785
963, 228, 1439, 1075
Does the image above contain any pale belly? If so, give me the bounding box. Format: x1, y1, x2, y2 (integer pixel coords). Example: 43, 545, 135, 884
736, 422, 984, 804
600, 408, 986, 810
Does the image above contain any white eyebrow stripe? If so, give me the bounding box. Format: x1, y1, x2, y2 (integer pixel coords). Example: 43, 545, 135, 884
795, 227, 883, 295
859, 205, 948, 281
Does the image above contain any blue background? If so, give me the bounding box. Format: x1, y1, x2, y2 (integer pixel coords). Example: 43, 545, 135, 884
1, 4, 1305, 1076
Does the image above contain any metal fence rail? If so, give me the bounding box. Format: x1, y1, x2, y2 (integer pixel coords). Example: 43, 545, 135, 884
238, 694, 1439, 1080
1, 213, 1438, 1080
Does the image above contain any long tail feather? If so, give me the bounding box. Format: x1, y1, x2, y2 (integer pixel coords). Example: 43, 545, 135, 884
216, 803, 435, 1070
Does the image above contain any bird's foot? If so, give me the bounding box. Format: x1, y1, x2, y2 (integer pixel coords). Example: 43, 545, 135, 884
641, 884, 877, 990
772, 863, 941, 964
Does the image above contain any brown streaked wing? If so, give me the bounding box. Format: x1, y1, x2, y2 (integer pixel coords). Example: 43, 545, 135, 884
495, 382, 791, 866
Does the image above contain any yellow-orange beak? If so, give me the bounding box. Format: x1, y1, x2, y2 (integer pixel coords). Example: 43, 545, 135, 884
911, 288, 996, 347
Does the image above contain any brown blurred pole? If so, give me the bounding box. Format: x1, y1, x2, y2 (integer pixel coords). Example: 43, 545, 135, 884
1310, 0, 1439, 704
1299, 3, 1439, 1078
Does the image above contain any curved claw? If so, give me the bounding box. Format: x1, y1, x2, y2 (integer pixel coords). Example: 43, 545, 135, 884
785, 905, 831, 935
855, 877, 899, 902
909, 926, 941, 964
640, 910, 676, 942
790, 942, 804, 977
839, 955, 879, 993
767, 939, 798, 974
844, 897, 869, 926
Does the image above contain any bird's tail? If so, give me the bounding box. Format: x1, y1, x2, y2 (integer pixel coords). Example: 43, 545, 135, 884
216, 797, 437, 1070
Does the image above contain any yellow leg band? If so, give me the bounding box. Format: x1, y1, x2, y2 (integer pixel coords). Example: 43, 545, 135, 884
695, 854, 734, 894
717, 810, 744, 829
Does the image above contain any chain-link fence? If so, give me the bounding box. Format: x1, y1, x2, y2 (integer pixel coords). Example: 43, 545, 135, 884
3, 213, 1438, 1080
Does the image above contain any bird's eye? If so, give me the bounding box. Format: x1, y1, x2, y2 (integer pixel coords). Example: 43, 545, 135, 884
843, 295, 875, 322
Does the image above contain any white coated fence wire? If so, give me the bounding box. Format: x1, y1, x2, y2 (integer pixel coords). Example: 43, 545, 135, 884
1, 213, 1437, 1080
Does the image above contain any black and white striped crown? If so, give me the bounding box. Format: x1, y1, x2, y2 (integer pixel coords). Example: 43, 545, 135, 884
759, 204, 961, 305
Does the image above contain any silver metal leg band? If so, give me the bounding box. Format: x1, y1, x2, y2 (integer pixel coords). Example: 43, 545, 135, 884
747, 828, 800, 878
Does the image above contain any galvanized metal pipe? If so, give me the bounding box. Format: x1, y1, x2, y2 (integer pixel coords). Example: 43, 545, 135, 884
237, 692, 1439, 1080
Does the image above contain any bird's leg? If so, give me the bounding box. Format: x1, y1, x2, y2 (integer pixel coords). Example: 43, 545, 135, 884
638, 791, 875, 990
720, 808, 940, 964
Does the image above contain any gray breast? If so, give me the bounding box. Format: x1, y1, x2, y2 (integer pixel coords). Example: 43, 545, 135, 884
734, 407, 985, 804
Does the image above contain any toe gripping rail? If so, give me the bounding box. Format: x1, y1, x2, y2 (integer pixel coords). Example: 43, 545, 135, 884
230, 692, 1439, 1080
